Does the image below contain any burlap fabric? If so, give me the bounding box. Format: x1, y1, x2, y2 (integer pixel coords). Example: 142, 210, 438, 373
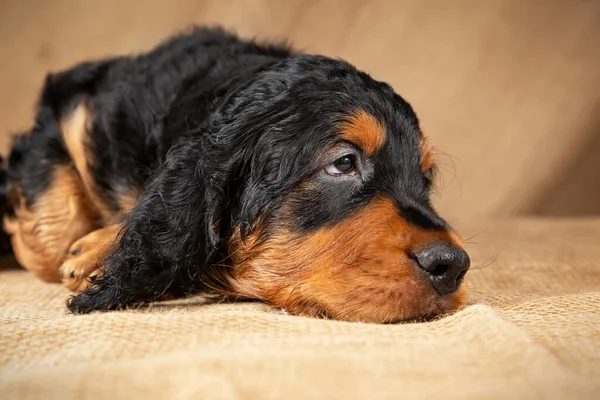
1, 218, 599, 399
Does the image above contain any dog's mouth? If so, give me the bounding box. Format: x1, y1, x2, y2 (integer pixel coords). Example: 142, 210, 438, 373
314, 286, 466, 324
227, 266, 468, 324
226, 195, 469, 324
275, 292, 467, 324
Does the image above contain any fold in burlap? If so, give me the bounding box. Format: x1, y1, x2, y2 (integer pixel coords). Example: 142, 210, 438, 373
1, 218, 599, 399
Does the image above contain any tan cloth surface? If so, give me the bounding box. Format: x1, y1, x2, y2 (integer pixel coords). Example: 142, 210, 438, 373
1, 218, 599, 399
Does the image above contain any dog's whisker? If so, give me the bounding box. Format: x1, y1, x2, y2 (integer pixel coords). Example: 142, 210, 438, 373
463, 228, 488, 243
469, 254, 499, 271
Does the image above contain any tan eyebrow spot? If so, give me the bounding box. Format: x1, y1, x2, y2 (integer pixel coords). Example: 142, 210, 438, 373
339, 110, 386, 155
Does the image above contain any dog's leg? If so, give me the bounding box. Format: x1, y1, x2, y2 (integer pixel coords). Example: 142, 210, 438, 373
59, 224, 122, 292
67, 139, 213, 313
2, 60, 118, 282
3, 165, 100, 282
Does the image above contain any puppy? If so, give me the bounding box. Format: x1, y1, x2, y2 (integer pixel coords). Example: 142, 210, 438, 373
0, 27, 469, 323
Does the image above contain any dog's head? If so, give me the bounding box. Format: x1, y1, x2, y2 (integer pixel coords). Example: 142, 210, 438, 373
204, 55, 469, 323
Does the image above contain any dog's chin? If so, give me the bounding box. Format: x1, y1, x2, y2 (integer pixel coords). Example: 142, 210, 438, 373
227, 261, 469, 324
264, 281, 468, 324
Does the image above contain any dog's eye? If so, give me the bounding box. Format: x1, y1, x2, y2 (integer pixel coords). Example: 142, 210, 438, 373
325, 155, 357, 176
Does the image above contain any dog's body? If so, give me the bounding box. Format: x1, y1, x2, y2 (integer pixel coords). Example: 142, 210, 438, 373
1, 27, 469, 323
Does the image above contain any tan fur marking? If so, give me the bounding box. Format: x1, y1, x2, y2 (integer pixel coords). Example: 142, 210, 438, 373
339, 110, 386, 155
117, 188, 139, 215
420, 133, 435, 173
228, 197, 466, 323
61, 104, 116, 223
60, 224, 122, 292
3, 166, 99, 282
61, 104, 138, 223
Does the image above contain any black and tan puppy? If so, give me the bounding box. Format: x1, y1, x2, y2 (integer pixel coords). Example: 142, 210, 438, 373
0, 27, 469, 323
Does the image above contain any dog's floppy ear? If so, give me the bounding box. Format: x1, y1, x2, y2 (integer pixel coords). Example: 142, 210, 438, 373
67, 135, 221, 313
197, 67, 302, 241
65, 116, 280, 313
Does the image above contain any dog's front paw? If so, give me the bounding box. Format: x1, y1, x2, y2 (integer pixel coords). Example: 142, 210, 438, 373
59, 225, 120, 293
60, 237, 103, 293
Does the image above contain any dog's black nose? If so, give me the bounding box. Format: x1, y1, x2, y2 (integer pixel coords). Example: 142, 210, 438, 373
413, 244, 470, 296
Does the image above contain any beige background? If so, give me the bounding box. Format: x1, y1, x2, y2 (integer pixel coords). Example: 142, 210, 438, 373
1, 0, 599, 222
2, 3, 600, 397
